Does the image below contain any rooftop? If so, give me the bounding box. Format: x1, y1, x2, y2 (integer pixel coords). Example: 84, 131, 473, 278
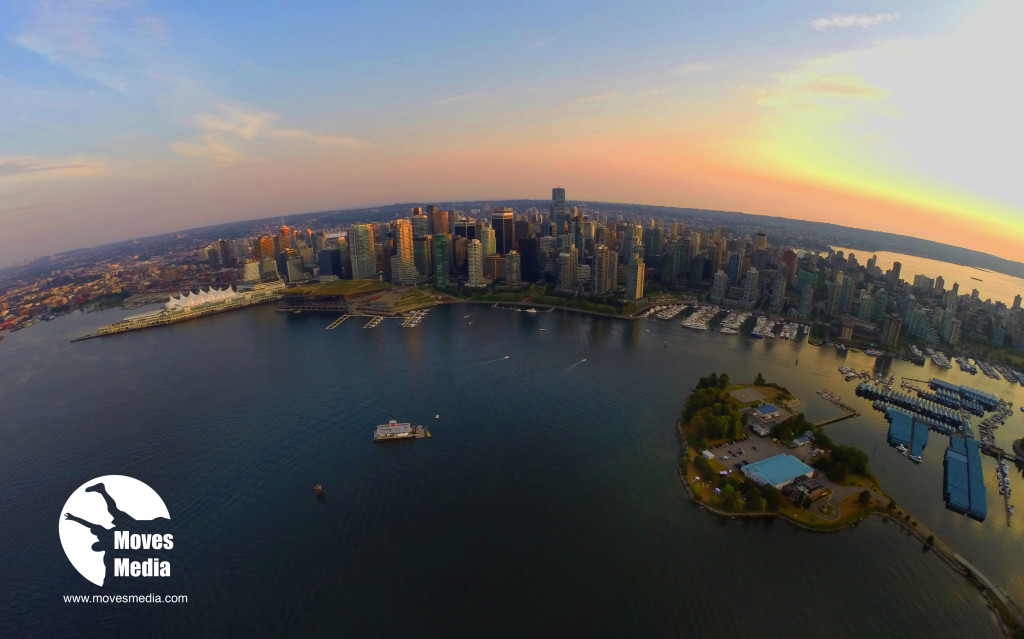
754, 404, 779, 415
743, 454, 813, 487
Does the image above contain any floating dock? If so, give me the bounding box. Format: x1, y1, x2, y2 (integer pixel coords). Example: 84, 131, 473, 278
944, 435, 987, 520
885, 407, 929, 457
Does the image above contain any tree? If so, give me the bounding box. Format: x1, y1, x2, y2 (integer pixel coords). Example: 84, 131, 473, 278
718, 373, 730, 389
887, 500, 897, 510
858, 490, 871, 506
754, 372, 766, 386
925, 535, 935, 548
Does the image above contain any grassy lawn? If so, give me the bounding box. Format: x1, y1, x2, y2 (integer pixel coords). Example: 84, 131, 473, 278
289, 279, 391, 297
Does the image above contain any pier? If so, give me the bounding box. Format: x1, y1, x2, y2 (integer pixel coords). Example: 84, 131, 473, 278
325, 315, 350, 330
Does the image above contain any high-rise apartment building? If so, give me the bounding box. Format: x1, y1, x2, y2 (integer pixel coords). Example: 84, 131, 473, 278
626, 255, 645, 300
433, 234, 450, 287
467, 239, 484, 287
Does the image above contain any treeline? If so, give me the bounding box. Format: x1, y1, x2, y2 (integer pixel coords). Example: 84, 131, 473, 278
682, 373, 745, 449
774, 413, 871, 483
690, 454, 782, 512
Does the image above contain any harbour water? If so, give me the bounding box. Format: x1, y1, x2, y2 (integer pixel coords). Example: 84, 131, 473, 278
1, 303, 1019, 637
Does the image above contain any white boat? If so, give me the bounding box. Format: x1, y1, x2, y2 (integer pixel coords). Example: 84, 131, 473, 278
526, 308, 537, 313
896, 444, 907, 453
909, 455, 922, 463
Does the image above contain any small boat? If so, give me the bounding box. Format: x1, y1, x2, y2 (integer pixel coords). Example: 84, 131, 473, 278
435, 414, 439, 419
526, 308, 538, 313
503, 355, 510, 359
582, 358, 587, 362
539, 328, 547, 331
909, 455, 922, 463
896, 444, 907, 453
314, 484, 323, 497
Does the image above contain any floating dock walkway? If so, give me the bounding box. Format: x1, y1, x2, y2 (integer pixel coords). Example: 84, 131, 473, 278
325, 315, 350, 330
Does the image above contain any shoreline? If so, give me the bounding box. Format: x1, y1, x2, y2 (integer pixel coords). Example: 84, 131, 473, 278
675, 419, 1024, 637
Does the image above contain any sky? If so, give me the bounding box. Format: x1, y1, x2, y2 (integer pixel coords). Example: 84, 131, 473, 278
1, 0, 1022, 264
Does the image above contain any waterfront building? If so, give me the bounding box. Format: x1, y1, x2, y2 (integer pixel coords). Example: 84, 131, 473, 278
689, 255, 705, 289
467, 239, 484, 287
433, 234, 451, 287
452, 236, 468, 275
710, 270, 728, 303
592, 245, 618, 295
557, 246, 579, 291
260, 257, 278, 279
506, 251, 521, 287
286, 256, 308, 282
626, 255, 645, 301
348, 224, 376, 280
484, 254, 504, 280
881, 314, 903, 349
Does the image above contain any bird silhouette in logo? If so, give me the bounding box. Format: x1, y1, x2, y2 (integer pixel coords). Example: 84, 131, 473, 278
63, 482, 170, 586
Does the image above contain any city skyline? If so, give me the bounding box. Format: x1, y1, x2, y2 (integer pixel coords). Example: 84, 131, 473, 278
2, 1, 1022, 263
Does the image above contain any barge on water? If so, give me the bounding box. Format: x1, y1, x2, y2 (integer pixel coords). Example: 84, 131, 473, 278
373, 420, 429, 442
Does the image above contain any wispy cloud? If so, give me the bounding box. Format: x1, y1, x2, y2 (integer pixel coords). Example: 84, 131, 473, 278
566, 91, 621, 106
0, 155, 110, 181
639, 87, 669, 96
8, 0, 138, 93
810, 13, 899, 31
756, 72, 886, 108
435, 92, 483, 106
671, 61, 726, 76
173, 102, 365, 166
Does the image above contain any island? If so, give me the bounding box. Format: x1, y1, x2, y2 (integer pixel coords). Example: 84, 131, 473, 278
677, 372, 1024, 636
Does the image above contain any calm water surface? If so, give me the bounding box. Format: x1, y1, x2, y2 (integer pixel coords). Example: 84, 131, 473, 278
0, 304, 1014, 637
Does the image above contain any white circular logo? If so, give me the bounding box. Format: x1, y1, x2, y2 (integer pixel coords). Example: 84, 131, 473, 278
58, 476, 172, 587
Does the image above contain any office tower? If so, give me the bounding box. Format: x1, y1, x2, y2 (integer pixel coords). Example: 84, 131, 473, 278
484, 254, 504, 280
755, 232, 767, 251
881, 314, 903, 349
430, 207, 450, 237
934, 275, 945, 293
414, 236, 433, 277
551, 187, 567, 234
240, 260, 261, 282
514, 220, 532, 242
467, 239, 484, 287
260, 257, 278, 279
1014, 294, 1022, 310
348, 224, 376, 280
278, 225, 291, 252
856, 290, 873, 321
839, 277, 854, 314
453, 236, 468, 275
620, 224, 643, 261
799, 284, 813, 319
411, 209, 430, 238
829, 271, 845, 316
492, 207, 514, 255
254, 236, 275, 262
317, 248, 342, 278
506, 251, 521, 287
287, 255, 308, 282
433, 234, 450, 286
626, 254, 645, 301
